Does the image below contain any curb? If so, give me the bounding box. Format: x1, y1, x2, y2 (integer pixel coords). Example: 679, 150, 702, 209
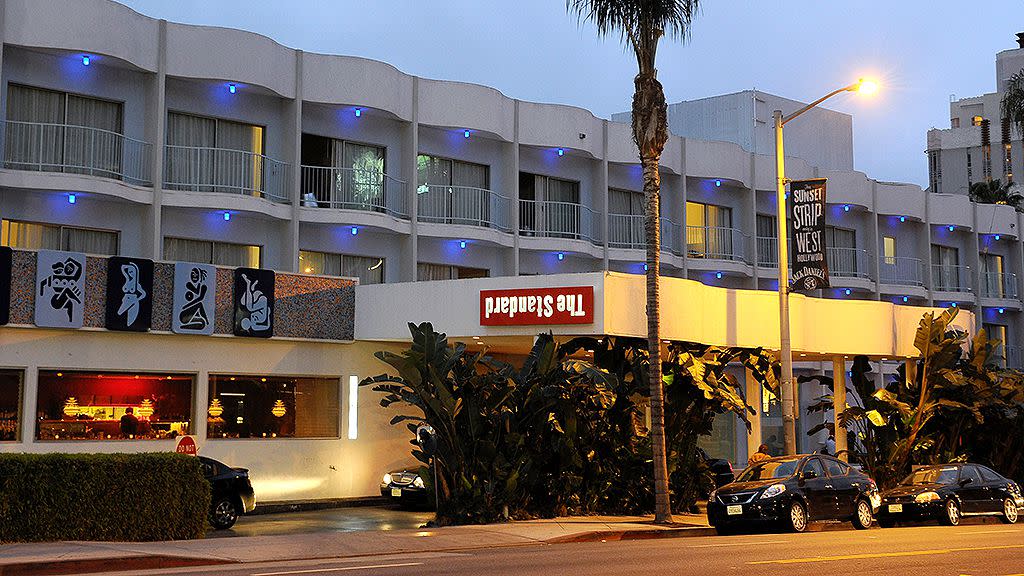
546, 525, 717, 544
0, 556, 237, 576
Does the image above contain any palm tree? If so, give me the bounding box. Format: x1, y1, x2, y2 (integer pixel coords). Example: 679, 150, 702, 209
969, 179, 1023, 210
1002, 68, 1024, 139
566, 0, 701, 524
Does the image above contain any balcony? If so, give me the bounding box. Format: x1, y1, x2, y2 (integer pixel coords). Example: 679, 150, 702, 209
687, 226, 748, 263
165, 145, 290, 204
3, 120, 152, 185
519, 199, 600, 244
827, 247, 873, 279
756, 236, 778, 268
879, 257, 924, 286
980, 272, 1019, 299
932, 264, 972, 293
417, 184, 509, 231
608, 214, 683, 255
300, 166, 408, 218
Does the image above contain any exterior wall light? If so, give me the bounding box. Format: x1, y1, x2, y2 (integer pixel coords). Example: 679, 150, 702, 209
464, 130, 470, 138
459, 240, 466, 249
68, 194, 76, 204
557, 252, 564, 261
948, 225, 955, 232
715, 272, 723, 279
999, 308, 1005, 314
715, 180, 722, 187
843, 205, 850, 212
223, 212, 230, 221
354, 108, 362, 117
351, 226, 358, 235
902, 296, 909, 303
995, 234, 1001, 241
951, 302, 958, 308
899, 216, 906, 223
643, 263, 649, 271
844, 289, 852, 295
557, 148, 564, 156
228, 83, 237, 94
82, 55, 90, 66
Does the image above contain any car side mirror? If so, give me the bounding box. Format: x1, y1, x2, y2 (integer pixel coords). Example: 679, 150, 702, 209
960, 477, 973, 486
803, 469, 818, 480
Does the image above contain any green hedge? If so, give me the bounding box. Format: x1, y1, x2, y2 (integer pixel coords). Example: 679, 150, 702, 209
0, 453, 210, 542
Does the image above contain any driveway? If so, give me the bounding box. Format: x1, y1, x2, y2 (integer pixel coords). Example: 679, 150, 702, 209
207, 505, 435, 538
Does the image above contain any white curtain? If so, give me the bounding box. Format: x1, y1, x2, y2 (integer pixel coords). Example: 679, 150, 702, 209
62, 227, 118, 255
164, 237, 213, 264
417, 263, 453, 281
5, 85, 64, 171
165, 113, 215, 190
65, 94, 123, 177
342, 255, 384, 285
338, 142, 385, 208
2, 220, 61, 250
214, 242, 261, 268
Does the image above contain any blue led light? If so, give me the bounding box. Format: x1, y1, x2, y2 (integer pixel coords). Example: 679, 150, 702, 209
902, 296, 909, 303
999, 307, 1005, 314
351, 226, 358, 235
354, 108, 361, 118
223, 212, 230, 221
557, 252, 564, 261
643, 263, 649, 271
844, 289, 851, 295
464, 130, 470, 138
951, 302, 958, 308
784, 192, 789, 199
847, 370, 853, 377
899, 216, 906, 223
715, 180, 721, 187
843, 205, 850, 212
82, 55, 90, 66
459, 240, 466, 249
715, 272, 723, 279
228, 84, 236, 94
557, 148, 564, 156
68, 194, 76, 204
948, 225, 955, 232
995, 234, 1001, 241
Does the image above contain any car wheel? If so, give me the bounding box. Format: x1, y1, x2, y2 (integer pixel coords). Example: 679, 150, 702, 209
940, 498, 960, 526
714, 525, 734, 536
852, 499, 874, 530
210, 497, 239, 530
877, 518, 896, 528
1000, 498, 1019, 524
787, 500, 808, 533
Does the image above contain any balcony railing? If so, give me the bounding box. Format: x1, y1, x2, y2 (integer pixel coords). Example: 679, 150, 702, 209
687, 226, 748, 263
932, 264, 972, 292
608, 214, 683, 255
980, 272, 1019, 299
756, 236, 778, 268
827, 247, 874, 279
300, 165, 407, 218
519, 199, 600, 244
3, 120, 152, 185
879, 257, 924, 286
660, 218, 683, 255
417, 184, 509, 231
165, 145, 290, 204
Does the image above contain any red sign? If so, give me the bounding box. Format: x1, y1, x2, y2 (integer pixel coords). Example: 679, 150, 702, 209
175, 435, 198, 456
480, 286, 594, 326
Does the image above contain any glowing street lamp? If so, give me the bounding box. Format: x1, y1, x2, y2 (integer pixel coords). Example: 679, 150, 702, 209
773, 78, 878, 456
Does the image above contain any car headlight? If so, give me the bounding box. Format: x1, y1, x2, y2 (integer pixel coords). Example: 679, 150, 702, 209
413, 476, 425, 489
915, 491, 940, 503
382, 473, 392, 485
760, 484, 787, 499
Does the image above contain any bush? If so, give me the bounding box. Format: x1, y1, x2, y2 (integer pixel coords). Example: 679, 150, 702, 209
0, 453, 210, 542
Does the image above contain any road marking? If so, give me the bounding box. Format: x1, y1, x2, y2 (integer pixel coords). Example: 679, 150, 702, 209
958, 529, 1022, 535
252, 563, 423, 576
689, 540, 789, 548
748, 544, 1024, 565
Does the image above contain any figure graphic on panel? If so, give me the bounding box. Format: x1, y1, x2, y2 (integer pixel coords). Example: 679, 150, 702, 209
39, 258, 83, 322
179, 267, 210, 330
117, 262, 147, 326
239, 273, 270, 333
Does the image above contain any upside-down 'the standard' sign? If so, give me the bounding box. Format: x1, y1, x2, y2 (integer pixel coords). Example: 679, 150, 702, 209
480, 286, 594, 326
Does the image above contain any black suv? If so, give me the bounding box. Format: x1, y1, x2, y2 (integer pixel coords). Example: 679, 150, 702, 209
200, 456, 256, 530
878, 463, 1022, 527
708, 454, 879, 534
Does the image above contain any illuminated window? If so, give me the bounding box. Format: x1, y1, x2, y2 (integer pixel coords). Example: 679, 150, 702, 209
208, 375, 339, 439
164, 237, 261, 268
165, 112, 267, 197
972, 116, 984, 127
883, 236, 897, 265
0, 370, 22, 442
417, 263, 489, 280
2, 219, 119, 255
299, 250, 384, 284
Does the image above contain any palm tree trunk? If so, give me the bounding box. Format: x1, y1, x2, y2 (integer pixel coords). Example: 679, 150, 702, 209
634, 70, 671, 524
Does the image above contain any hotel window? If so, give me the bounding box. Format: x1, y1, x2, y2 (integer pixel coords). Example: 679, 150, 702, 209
35, 371, 193, 441
208, 375, 340, 439
972, 115, 984, 127
299, 250, 384, 284
419, 155, 491, 225
981, 253, 1006, 298
951, 118, 960, 129
931, 244, 961, 291
984, 323, 1009, 366
609, 189, 645, 247
686, 202, 732, 258
1, 219, 119, 255
301, 134, 386, 209
967, 150, 973, 185
825, 226, 856, 275
163, 237, 261, 268
519, 172, 581, 237
417, 263, 489, 281
165, 112, 266, 197
4, 84, 124, 179
0, 370, 22, 441
756, 214, 777, 267
882, 236, 897, 265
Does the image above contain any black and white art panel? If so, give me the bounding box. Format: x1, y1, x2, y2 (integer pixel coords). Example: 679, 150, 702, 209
35, 250, 87, 329
172, 262, 216, 335
105, 257, 154, 332
233, 267, 274, 338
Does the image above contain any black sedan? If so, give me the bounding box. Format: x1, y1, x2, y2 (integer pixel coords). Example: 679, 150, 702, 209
877, 463, 1023, 527
380, 466, 430, 507
708, 454, 879, 534
200, 456, 256, 530
698, 447, 735, 488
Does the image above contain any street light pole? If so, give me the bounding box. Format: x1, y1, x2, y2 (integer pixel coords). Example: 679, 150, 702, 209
773, 79, 877, 456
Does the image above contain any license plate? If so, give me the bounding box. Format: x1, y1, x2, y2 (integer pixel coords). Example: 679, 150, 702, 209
727, 504, 743, 516
391, 488, 402, 497
888, 504, 903, 513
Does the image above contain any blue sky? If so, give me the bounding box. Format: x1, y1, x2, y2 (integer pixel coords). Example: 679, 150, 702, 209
118, 0, 1023, 187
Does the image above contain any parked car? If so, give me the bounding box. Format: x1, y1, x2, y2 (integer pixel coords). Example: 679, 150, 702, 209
707, 454, 879, 535
380, 465, 430, 507
698, 447, 735, 489
877, 463, 1023, 527
200, 456, 256, 530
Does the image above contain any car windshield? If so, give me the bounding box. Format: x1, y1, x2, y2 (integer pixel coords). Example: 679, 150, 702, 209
901, 466, 959, 486
737, 459, 799, 481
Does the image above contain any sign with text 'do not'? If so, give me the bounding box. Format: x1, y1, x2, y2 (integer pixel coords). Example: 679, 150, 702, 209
172, 263, 216, 335
789, 178, 830, 292
175, 435, 198, 456
480, 286, 594, 326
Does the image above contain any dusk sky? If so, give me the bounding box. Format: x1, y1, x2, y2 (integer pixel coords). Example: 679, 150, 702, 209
118, 0, 1024, 188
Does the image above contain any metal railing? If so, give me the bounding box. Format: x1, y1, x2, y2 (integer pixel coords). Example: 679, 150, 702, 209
879, 256, 924, 286
165, 145, 290, 204
519, 199, 600, 244
932, 264, 972, 292
980, 272, 1019, 299
607, 214, 682, 255
417, 184, 509, 231
2, 120, 152, 185
687, 225, 748, 263
660, 218, 683, 255
827, 247, 873, 279
300, 165, 407, 218
756, 236, 778, 268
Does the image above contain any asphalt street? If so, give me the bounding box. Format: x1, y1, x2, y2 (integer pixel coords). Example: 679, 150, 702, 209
206, 506, 435, 538
90, 522, 1024, 576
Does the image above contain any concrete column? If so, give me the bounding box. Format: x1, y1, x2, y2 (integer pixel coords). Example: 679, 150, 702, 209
283, 50, 303, 272
600, 120, 609, 271
748, 151, 759, 289
679, 138, 688, 277
870, 181, 881, 301
146, 20, 168, 260
874, 360, 886, 390
402, 78, 420, 282
832, 356, 848, 462
194, 369, 209, 440
925, 191, 935, 305
744, 368, 762, 465
507, 100, 520, 276
970, 205, 983, 332
20, 365, 37, 446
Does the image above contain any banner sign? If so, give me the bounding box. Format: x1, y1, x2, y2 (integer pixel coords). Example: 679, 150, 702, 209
789, 178, 830, 291
480, 286, 594, 326
233, 267, 274, 338
172, 263, 216, 335
105, 257, 153, 332
35, 250, 86, 328
0, 247, 10, 326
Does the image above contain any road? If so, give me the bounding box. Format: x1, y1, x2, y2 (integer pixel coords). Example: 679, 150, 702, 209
207, 506, 434, 538
88, 522, 1024, 576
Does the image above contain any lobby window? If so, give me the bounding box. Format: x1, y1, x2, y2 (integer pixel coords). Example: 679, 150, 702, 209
4, 84, 124, 179
165, 112, 266, 197
35, 371, 193, 441
301, 134, 386, 209
1, 219, 119, 255
882, 235, 897, 265
208, 375, 340, 439
0, 370, 22, 442
417, 263, 489, 281
299, 250, 384, 284
163, 237, 261, 268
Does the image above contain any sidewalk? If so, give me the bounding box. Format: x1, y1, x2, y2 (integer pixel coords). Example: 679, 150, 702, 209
0, 513, 714, 575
